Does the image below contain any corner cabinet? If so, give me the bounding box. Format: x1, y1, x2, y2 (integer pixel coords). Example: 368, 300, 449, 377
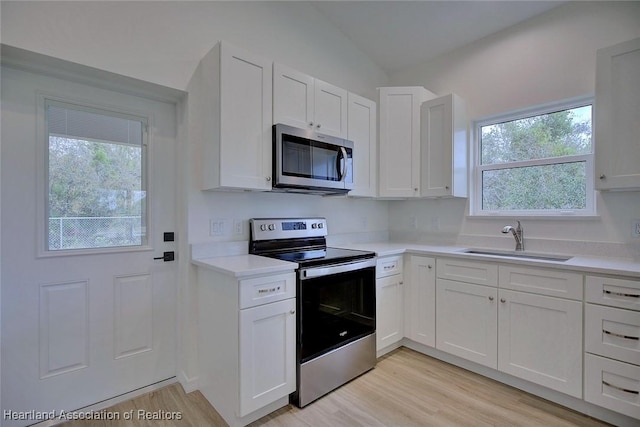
191, 42, 273, 191
347, 92, 377, 197
197, 267, 296, 427
420, 94, 468, 198
378, 86, 435, 197
273, 63, 347, 138
376, 255, 404, 354
405, 255, 436, 347
595, 37, 640, 191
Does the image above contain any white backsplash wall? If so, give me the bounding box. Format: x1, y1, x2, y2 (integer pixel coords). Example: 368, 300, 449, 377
389, 1, 640, 260
389, 192, 640, 260
189, 191, 389, 257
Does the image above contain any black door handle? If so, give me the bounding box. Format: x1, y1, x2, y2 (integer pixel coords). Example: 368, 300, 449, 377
154, 251, 175, 262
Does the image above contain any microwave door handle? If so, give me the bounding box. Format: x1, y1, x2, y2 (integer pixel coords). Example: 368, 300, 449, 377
338, 147, 348, 182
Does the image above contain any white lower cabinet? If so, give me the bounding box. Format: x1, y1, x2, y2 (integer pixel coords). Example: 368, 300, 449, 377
584, 274, 640, 420
497, 289, 583, 398
436, 279, 498, 368
585, 354, 640, 420
435, 259, 584, 397
239, 298, 296, 416
405, 255, 436, 347
198, 268, 296, 427
376, 256, 404, 352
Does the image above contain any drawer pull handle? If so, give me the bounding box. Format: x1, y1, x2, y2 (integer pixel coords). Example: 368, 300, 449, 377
602, 381, 640, 395
603, 329, 639, 341
603, 290, 640, 298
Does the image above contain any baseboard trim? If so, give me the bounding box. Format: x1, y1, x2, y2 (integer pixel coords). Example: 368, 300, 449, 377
177, 370, 199, 394
30, 377, 177, 427
401, 339, 639, 427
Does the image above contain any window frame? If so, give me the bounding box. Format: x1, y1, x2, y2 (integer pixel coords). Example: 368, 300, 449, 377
471, 96, 596, 218
37, 93, 152, 257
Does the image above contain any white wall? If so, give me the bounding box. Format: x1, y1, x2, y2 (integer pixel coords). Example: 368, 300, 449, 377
389, 1, 640, 259
1, 0, 390, 397
0, 1, 387, 99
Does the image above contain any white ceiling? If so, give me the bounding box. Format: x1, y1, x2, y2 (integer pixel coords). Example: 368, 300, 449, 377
310, 1, 567, 74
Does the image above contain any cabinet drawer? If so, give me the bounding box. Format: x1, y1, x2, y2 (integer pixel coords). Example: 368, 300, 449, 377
586, 276, 640, 311
586, 304, 640, 365
499, 266, 583, 300
377, 256, 403, 278
436, 258, 497, 286
585, 353, 640, 420
239, 273, 296, 309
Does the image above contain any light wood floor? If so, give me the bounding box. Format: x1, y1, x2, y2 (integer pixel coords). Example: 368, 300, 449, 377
62, 347, 611, 427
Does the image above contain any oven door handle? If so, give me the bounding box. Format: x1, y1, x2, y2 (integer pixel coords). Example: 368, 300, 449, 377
300, 258, 376, 280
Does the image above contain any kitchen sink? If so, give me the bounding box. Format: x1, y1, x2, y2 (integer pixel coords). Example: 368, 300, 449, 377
459, 249, 572, 262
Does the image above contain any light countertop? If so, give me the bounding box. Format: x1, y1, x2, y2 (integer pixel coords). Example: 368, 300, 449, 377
340, 242, 640, 278
192, 254, 297, 278
192, 242, 640, 279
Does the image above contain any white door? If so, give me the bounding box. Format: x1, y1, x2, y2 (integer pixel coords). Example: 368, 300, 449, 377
239, 298, 296, 417
376, 274, 404, 350
273, 63, 314, 130
498, 289, 583, 398
313, 79, 347, 138
436, 279, 498, 368
1, 67, 178, 426
406, 256, 435, 347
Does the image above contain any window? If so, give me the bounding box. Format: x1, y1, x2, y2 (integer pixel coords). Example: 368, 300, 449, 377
46, 100, 147, 251
473, 98, 594, 216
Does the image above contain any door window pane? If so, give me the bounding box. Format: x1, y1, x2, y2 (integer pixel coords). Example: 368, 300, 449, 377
46, 101, 147, 250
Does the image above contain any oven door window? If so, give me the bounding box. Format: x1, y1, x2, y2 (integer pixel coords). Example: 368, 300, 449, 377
299, 266, 375, 363
282, 134, 347, 182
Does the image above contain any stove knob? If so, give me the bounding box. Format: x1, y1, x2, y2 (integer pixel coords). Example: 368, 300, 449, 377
318, 223, 324, 229
311, 223, 317, 229
268, 224, 275, 231
260, 224, 267, 231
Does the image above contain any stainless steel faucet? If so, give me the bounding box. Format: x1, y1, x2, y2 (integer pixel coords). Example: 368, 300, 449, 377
502, 221, 524, 251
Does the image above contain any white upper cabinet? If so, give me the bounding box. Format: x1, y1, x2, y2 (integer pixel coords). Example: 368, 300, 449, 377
420, 94, 468, 198
595, 37, 640, 191
347, 92, 377, 197
378, 86, 436, 198
193, 42, 273, 191
273, 63, 347, 138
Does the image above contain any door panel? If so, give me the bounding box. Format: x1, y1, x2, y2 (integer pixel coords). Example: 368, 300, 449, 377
1, 67, 177, 426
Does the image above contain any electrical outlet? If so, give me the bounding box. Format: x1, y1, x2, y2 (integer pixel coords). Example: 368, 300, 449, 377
233, 219, 243, 235
409, 216, 417, 230
209, 219, 226, 236
633, 219, 640, 238
360, 216, 368, 230
431, 216, 440, 231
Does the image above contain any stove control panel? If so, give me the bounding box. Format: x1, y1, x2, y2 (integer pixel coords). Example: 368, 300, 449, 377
250, 218, 327, 241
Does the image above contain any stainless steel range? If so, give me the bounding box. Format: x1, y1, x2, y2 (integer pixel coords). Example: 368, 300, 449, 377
249, 217, 377, 407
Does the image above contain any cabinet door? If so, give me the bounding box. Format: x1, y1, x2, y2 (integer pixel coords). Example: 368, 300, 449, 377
219, 43, 273, 190
498, 289, 583, 398
239, 298, 296, 417
273, 63, 314, 130
420, 94, 467, 198
595, 37, 640, 191
406, 256, 435, 347
376, 274, 404, 351
436, 279, 497, 368
314, 79, 348, 138
347, 92, 377, 197
378, 87, 433, 197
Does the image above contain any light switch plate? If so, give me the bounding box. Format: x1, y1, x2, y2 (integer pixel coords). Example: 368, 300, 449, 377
633, 219, 640, 238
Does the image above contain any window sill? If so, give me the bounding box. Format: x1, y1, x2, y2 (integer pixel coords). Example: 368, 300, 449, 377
467, 213, 601, 220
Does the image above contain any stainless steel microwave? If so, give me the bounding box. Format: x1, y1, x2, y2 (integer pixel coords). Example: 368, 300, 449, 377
272, 124, 354, 195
